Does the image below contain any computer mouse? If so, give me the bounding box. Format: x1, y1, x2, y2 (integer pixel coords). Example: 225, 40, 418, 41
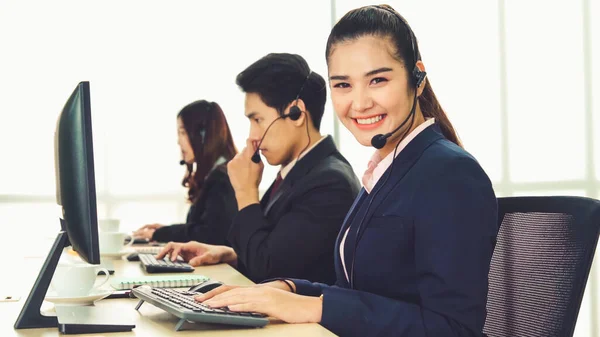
126, 253, 140, 262
188, 280, 224, 293
133, 238, 150, 244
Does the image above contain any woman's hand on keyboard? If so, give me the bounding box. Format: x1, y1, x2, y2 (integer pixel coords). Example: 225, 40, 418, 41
133, 223, 164, 240
194, 280, 292, 303
198, 286, 322, 324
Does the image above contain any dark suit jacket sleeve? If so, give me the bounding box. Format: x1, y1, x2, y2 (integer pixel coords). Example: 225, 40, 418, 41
290, 158, 497, 337
152, 171, 237, 245
228, 174, 356, 282
151, 223, 188, 243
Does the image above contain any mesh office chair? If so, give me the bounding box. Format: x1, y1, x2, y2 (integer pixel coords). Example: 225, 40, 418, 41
483, 196, 600, 337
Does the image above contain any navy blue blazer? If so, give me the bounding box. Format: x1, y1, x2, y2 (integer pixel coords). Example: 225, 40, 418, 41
290, 124, 498, 337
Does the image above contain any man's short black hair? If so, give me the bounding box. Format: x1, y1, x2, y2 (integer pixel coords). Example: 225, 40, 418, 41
236, 53, 327, 130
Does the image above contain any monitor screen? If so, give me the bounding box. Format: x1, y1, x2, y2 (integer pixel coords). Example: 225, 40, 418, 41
54, 81, 100, 264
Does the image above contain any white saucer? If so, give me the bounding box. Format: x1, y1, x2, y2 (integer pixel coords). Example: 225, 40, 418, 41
45, 289, 113, 306
100, 248, 134, 258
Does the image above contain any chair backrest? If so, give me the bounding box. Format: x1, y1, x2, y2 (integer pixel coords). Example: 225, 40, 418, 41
483, 196, 600, 337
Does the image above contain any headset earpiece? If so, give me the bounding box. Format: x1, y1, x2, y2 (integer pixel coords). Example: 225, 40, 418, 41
412, 66, 426, 89
286, 71, 311, 121
288, 105, 302, 121
251, 71, 311, 164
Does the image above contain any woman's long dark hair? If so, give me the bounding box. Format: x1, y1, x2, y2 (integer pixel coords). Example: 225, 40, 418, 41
326, 4, 461, 147
178, 100, 237, 203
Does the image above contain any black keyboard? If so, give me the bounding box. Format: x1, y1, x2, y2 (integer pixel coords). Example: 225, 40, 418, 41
133, 286, 268, 330
138, 254, 194, 273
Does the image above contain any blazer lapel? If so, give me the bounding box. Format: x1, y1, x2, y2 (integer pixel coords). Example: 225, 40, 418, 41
340, 189, 367, 233
334, 188, 367, 287
355, 124, 444, 241
264, 178, 292, 215
264, 135, 338, 216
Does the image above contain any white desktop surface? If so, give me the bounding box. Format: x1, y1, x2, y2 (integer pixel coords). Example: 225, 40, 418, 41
0, 238, 336, 337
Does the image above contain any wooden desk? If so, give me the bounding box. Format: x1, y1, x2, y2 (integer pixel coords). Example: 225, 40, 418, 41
1, 255, 335, 337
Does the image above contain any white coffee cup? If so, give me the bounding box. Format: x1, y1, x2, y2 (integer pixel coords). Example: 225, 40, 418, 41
99, 219, 120, 232
51, 263, 110, 297
99, 232, 132, 254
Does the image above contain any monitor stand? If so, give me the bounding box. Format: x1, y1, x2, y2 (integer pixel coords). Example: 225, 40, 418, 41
14, 231, 135, 333
14, 231, 67, 329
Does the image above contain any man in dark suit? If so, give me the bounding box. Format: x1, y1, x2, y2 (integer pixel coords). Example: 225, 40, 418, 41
157, 53, 360, 284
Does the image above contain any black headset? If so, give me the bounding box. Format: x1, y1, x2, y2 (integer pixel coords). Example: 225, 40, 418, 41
369, 6, 426, 150
349, 6, 426, 287
251, 71, 311, 164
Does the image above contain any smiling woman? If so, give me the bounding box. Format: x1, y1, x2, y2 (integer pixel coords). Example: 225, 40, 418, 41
328, 37, 460, 158
187, 5, 498, 337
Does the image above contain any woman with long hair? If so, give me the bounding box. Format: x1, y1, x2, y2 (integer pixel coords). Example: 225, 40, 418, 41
133, 100, 238, 245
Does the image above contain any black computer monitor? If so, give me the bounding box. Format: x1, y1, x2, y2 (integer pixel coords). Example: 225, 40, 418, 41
54, 81, 100, 264
15, 82, 133, 333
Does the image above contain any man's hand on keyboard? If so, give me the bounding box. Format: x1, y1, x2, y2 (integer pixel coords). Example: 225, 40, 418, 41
156, 241, 238, 267
198, 286, 322, 324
